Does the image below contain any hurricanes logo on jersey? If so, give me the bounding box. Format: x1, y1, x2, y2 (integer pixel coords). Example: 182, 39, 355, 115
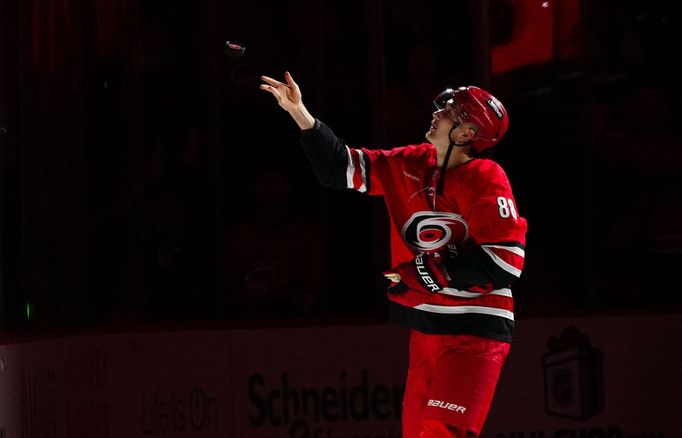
401, 211, 469, 253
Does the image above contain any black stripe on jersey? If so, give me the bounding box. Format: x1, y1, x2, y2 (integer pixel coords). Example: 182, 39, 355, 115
445, 243, 522, 290
300, 120, 349, 189
389, 302, 513, 342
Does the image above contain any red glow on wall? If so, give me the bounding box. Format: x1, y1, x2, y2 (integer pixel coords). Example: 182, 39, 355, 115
492, 0, 580, 75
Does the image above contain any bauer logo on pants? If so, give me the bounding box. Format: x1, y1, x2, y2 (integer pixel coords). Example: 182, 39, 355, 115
427, 399, 467, 413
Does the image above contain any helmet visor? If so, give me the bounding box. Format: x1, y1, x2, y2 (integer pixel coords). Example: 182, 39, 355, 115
433, 88, 468, 123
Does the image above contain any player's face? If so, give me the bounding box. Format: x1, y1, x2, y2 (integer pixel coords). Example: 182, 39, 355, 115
426, 106, 458, 146
427, 104, 479, 149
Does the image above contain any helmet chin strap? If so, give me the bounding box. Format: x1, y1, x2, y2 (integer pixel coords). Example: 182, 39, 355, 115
436, 124, 471, 195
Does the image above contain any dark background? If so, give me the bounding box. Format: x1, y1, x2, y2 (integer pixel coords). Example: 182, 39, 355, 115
1, 0, 680, 331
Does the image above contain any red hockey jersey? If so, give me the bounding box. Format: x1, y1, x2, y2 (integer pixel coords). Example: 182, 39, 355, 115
346, 143, 527, 342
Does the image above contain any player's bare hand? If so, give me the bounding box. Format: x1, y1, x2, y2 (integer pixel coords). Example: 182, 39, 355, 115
260, 71, 302, 113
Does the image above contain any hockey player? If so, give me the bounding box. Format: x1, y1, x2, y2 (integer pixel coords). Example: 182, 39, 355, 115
260, 71, 527, 438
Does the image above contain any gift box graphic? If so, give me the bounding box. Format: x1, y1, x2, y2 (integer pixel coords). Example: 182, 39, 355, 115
542, 326, 604, 420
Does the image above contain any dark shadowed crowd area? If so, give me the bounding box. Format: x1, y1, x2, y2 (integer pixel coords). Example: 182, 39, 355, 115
1, 0, 680, 331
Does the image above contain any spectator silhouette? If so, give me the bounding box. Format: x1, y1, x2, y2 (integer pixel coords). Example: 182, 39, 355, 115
139, 125, 212, 321
222, 161, 327, 320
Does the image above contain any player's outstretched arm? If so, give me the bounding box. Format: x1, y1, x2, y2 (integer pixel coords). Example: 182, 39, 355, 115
261, 71, 350, 190
260, 71, 315, 130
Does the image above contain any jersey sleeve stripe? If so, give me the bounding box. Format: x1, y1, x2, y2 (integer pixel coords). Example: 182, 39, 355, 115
484, 244, 525, 257
345, 147, 355, 189
345, 147, 368, 193
358, 149, 368, 190
482, 245, 522, 278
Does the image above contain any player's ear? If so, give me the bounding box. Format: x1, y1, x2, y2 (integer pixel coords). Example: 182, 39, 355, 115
463, 126, 477, 141
452, 124, 477, 144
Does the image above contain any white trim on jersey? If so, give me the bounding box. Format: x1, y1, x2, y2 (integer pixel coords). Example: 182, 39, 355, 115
482, 245, 523, 278
345, 147, 368, 193
438, 287, 513, 299
485, 244, 525, 257
414, 304, 515, 321
358, 150, 368, 191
